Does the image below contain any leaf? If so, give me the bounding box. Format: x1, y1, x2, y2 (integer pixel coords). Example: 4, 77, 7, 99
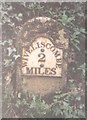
13, 54, 20, 60
0, 41, 7, 45
4, 59, 12, 66
5, 72, 11, 85
7, 47, 16, 56
59, 11, 75, 26
76, 96, 81, 101
79, 28, 85, 34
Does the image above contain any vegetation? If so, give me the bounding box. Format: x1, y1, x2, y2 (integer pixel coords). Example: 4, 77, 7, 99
1, 2, 86, 118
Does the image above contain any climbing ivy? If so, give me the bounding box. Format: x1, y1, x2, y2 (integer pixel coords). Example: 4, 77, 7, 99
1, 2, 86, 118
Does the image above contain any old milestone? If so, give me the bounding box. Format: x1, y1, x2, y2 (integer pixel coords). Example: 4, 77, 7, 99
16, 17, 69, 96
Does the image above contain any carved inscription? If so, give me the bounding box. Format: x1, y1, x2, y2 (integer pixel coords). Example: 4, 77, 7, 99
22, 37, 63, 77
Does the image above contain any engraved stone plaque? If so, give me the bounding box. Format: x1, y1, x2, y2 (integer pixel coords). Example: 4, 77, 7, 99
16, 17, 69, 96
22, 37, 63, 77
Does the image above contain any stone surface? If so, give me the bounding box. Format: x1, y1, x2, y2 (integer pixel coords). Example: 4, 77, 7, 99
16, 17, 69, 96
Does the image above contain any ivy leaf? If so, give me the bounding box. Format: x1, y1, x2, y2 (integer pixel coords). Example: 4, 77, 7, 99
7, 47, 16, 56
76, 96, 81, 101
59, 11, 75, 26
78, 63, 86, 78
13, 54, 20, 60
4, 59, 12, 67
79, 28, 85, 34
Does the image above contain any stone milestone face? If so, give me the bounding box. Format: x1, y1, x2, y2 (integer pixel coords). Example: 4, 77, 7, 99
17, 17, 69, 96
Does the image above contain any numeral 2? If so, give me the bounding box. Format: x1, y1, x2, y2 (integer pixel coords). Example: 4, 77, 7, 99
38, 53, 45, 62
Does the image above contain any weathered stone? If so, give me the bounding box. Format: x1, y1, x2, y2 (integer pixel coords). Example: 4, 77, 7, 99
16, 17, 69, 96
